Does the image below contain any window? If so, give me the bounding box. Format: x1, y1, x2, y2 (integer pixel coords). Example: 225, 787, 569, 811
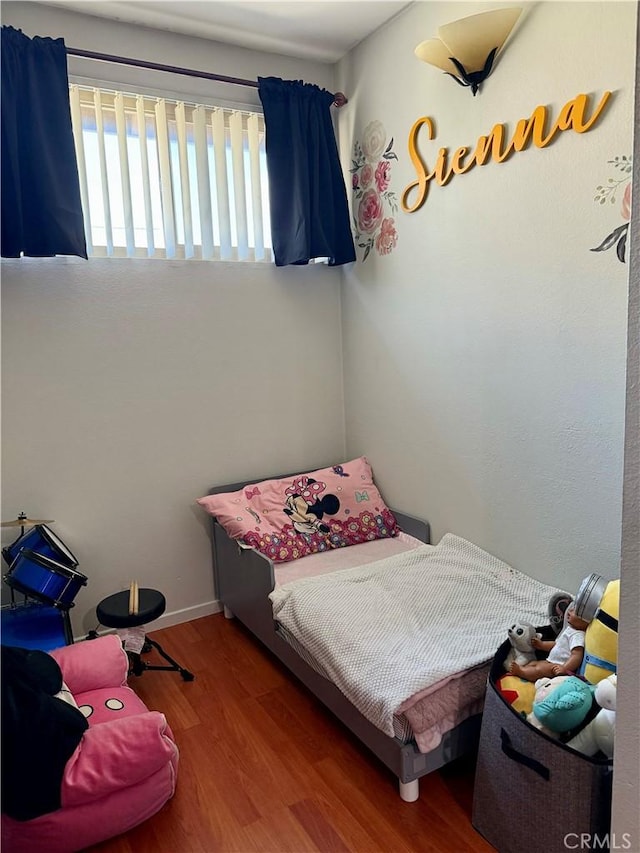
69, 85, 272, 261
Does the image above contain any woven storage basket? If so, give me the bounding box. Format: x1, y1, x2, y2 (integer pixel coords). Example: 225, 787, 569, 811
472, 637, 613, 853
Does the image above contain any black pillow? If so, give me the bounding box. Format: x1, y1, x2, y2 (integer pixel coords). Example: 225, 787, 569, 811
1, 645, 89, 821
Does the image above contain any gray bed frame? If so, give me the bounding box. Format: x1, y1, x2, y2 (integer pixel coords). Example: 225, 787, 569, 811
206, 473, 482, 801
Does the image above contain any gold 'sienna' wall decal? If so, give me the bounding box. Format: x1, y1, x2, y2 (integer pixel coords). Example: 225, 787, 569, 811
402, 91, 612, 213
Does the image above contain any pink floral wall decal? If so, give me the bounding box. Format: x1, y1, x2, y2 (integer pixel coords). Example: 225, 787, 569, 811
351, 121, 399, 261
591, 155, 632, 263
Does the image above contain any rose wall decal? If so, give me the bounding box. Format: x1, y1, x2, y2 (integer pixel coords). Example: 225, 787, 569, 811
591, 155, 632, 263
351, 121, 399, 261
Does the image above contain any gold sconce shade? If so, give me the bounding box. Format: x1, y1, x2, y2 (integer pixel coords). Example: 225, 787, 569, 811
415, 6, 522, 96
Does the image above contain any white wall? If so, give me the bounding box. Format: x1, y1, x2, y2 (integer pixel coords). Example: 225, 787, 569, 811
338, 0, 639, 844
337, 1, 635, 597
611, 10, 640, 843
1, 0, 638, 843
0, 3, 345, 637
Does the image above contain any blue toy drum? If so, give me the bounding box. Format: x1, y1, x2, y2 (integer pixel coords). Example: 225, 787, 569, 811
2, 524, 78, 569
4, 549, 87, 609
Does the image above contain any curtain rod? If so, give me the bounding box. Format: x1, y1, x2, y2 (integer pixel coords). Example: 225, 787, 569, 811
65, 47, 347, 106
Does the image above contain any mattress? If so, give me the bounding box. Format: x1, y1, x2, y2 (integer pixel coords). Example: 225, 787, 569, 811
272, 533, 489, 752
273, 531, 425, 586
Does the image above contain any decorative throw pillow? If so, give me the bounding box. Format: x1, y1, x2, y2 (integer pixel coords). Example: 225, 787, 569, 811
197, 457, 399, 563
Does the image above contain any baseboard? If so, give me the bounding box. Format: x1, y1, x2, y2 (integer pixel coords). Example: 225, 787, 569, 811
152, 599, 223, 630
74, 599, 222, 642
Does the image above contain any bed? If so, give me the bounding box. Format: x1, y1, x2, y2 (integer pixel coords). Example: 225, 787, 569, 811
198, 458, 561, 801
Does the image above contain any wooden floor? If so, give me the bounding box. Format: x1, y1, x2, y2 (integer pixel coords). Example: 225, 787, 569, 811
86, 614, 495, 853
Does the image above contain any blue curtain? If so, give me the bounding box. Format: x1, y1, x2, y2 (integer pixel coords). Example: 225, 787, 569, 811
1, 26, 86, 259
258, 77, 355, 267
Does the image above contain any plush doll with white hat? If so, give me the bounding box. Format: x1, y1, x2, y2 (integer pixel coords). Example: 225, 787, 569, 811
527, 675, 595, 738
526, 675, 574, 737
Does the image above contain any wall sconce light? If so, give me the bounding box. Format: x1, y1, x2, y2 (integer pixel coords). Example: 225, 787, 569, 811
415, 7, 522, 96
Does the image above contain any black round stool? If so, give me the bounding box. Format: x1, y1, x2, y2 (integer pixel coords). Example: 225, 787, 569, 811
95, 588, 194, 681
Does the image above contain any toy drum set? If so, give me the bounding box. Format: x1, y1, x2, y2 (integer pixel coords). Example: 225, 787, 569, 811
2, 514, 87, 612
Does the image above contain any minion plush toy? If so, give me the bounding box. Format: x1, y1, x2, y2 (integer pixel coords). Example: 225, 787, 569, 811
574, 573, 620, 684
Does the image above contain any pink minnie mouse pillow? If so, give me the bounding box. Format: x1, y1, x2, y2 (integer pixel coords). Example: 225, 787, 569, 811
196, 457, 400, 563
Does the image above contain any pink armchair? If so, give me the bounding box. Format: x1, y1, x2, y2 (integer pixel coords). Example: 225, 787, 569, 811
2, 635, 179, 853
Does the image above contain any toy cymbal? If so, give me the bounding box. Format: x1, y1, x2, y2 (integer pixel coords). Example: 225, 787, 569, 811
1, 515, 54, 528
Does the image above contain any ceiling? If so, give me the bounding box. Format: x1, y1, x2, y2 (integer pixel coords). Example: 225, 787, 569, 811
36, 1, 414, 63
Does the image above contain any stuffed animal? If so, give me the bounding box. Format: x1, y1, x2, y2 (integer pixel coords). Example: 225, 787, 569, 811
579, 577, 619, 684
527, 675, 595, 737
496, 674, 538, 716
504, 621, 541, 672
566, 673, 616, 758
548, 592, 573, 636
526, 675, 573, 735
526, 675, 572, 737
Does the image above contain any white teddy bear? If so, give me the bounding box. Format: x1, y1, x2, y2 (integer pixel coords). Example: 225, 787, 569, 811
566, 673, 616, 758
504, 621, 541, 672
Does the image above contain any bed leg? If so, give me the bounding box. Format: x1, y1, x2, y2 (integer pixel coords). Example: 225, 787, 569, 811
399, 779, 419, 802
223, 605, 235, 620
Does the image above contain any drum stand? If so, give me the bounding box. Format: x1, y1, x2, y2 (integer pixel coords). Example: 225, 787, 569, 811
60, 608, 74, 645
128, 637, 194, 680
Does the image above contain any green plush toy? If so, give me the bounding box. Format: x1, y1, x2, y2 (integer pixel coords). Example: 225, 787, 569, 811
528, 675, 595, 735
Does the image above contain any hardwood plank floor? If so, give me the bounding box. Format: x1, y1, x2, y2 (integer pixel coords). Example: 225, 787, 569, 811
85, 615, 495, 853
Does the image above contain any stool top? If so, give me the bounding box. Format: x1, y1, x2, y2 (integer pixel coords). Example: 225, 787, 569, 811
96, 588, 166, 629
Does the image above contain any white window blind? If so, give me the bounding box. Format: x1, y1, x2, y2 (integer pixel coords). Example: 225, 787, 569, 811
69, 85, 272, 262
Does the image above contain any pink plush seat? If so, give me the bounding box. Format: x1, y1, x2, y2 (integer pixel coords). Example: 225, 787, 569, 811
1, 635, 179, 853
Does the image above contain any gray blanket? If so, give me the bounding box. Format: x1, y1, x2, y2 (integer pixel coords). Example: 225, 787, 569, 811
270, 534, 564, 736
